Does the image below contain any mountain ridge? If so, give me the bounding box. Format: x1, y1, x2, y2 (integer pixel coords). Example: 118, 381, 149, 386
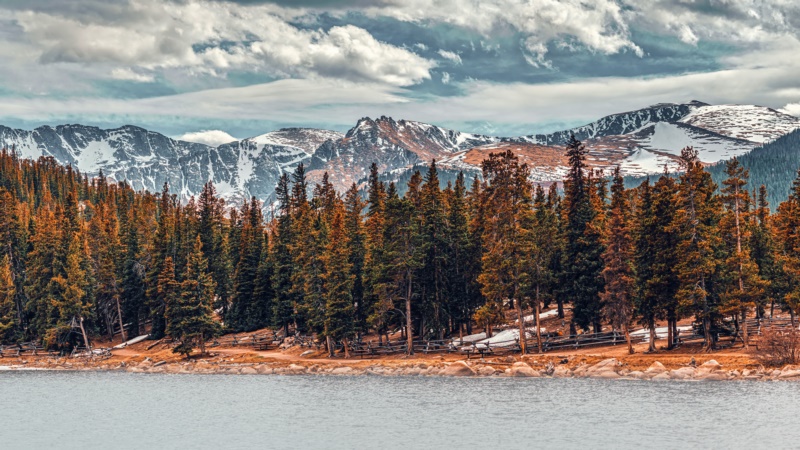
1, 101, 798, 204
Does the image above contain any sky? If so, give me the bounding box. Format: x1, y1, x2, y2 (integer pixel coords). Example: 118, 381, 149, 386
0, 0, 799, 145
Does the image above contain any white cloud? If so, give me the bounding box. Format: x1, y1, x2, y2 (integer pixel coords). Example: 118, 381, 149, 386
365, 0, 643, 66
437, 50, 462, 65
177, 130, 238, 146
441, 72, 451, 84
5, 0, 433, 87
780, 103, 800, 117
110, 68, 154, 83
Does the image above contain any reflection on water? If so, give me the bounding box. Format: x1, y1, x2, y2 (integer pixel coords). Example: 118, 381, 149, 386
1, 371, 798, 449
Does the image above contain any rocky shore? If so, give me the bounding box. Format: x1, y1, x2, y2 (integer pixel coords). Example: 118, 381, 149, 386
4, 356, 800, 381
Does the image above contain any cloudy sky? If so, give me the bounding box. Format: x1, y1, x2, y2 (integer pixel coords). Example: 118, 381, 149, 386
0, 0, 798, 145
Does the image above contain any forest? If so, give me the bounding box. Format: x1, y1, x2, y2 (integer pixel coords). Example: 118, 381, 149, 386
1, 135, 799, 357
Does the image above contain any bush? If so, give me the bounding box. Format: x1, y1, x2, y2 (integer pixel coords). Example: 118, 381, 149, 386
756, 327, 800, 366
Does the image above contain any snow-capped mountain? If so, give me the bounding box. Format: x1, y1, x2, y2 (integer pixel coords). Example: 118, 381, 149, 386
308, 116, 498, 190
1, 101, 797, 205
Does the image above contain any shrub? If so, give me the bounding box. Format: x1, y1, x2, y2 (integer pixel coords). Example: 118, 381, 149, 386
756, 327, 800, 366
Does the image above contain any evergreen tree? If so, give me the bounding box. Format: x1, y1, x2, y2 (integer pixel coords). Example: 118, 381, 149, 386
417, 160, 449, 340
561, 135, 604, 333
343, 184, 366, 335
775, 169, 800, 325
271, 174, 295, 336
478, 150, 532, 353
323, 205, 355, 357
600, 168, 635, 354
674, 147, 724, 348
719, 158, 764, 347
166, 237, 219, 356
0, 255, 18, 342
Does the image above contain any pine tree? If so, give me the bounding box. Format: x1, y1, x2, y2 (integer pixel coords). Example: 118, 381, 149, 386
775, 169, 800, 325
519, 184, 558, 352
324, 205, 355, 357
417, 160, 449, 340
343, 184, 366, 335
375, 183, 421, 355
166, 237, 219, 356
445, 172, 476, 338
719, 158, 764, 347
600, 168, 635, 354
477, 150, 532, 353
750, 185, 784, 318
271, 174, 295, 336
561, 135, 604, 333
145, 185, 174, 339
0, 255, 18, 342
674, 147, 723, 348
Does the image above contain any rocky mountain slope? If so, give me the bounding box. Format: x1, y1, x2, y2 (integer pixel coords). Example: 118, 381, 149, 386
1, 101, 797, 204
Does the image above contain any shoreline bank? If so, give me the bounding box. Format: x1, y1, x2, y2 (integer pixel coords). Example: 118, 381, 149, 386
3, 350, 799, 381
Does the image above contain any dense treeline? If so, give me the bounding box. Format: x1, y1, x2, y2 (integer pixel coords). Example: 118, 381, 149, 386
1, 135, 800, 356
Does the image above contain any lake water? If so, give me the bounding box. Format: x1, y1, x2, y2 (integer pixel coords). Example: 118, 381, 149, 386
1, 371, 798, 449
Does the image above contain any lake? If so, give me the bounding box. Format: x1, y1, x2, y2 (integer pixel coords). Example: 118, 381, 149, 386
1, 371, 798, 449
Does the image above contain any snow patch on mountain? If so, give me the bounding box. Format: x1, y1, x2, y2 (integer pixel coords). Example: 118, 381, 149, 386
679, 104, 800, 144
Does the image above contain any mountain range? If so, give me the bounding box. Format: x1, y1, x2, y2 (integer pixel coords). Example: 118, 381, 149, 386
1, 100, 798, 204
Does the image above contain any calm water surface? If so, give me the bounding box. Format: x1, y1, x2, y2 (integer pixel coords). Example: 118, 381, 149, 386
1, 371, 798, 449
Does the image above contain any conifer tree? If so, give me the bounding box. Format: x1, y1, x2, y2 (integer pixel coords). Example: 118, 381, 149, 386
561, 135, 604, 333
343, 184, 366, 335
0, 255, 18, 342
600, 168, 635, 353
719, 158, 764, 347
271, 174, 295, 336
166, 237, 219, 356
417, 160, 449, 339
324, 205, 355, 357
750, 185, 784, 318
446, 172, 476, 338
375, 183, 420, 354
477, 150, 532, 353
145, 185, 174, 339
521, 184, 559, 352
775, 169, 800, 325
674, 147, 723, 348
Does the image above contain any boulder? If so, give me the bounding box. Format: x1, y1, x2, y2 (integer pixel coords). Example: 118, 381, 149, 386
698, 372, 727, 381
651, 373, 671, 381
586, 358, 619, 375
510, 362, 540, 377
240, 367, 258, 375
441, 361, 476, 377
778, 369, 800, 379
696, 360, 722, 375
478, 366, 497, 377
331, 366, 354, 375
645, 362, 667, 375
300, 350, 314, 357
552, 366, 572, 378
669, 367, 696, 380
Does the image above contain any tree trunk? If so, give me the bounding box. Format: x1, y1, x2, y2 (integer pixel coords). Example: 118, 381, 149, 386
343, 337, 350, 359
516, 291, 526, 355
406, 270, 413, 356
667, 320, 674, 351
78, 316, 90, 350
741, 309, 749, 349
624, 322, 633, 354
557, 298, 564, 319
115, 295, 127, 342
327, 335, 335, 357
535, 289, 543, 354
648, 319, 656, 353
